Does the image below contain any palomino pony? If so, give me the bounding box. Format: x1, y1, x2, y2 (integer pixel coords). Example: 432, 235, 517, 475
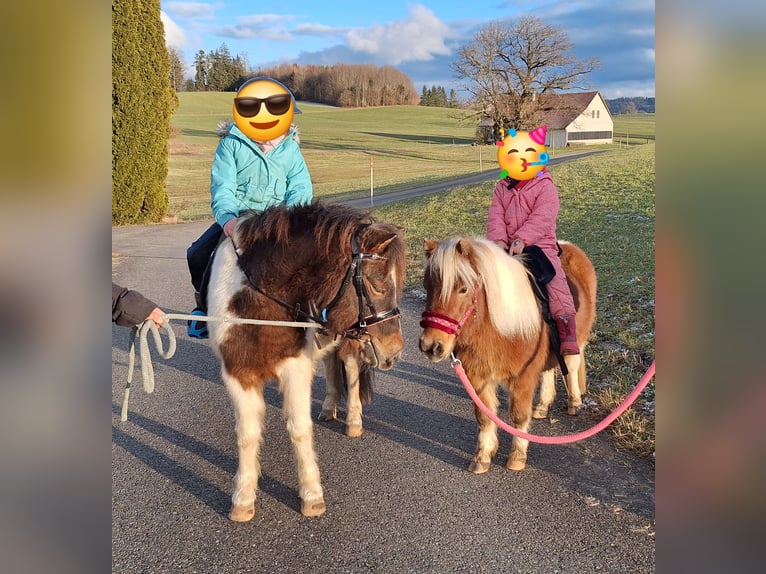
419, 237, 596, 473
208, 203, 406, 521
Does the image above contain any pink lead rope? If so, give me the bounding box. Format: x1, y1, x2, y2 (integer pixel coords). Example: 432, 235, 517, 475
452, 355, 655, 444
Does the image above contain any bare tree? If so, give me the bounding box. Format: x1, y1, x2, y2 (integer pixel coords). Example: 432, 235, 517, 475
168, 46, 185, 92
452, 15, 599, 130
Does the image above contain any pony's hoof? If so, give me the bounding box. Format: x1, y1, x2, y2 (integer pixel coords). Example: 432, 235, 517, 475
567, 404, 582, 416
468, 460, 491, 474
532, 406, 549, 419
318, 408, 336, 422
229, 504, 255, 522
346, 424, 364, 438
506, 459, 527, 471
301, 498, 326, 517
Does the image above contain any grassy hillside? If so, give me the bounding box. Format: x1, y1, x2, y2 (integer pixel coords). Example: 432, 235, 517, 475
168, 94, 588, 220
168, 95, 655, 221
613, 113, 655, 140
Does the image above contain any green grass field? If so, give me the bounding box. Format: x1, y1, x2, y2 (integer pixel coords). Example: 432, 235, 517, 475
169, 94, 486, 219
613, 113, 655, 142
168, 95, 655, 221
166, 97, 655, 455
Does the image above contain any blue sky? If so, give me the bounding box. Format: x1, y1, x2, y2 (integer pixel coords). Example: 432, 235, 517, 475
160, 1, 654, 99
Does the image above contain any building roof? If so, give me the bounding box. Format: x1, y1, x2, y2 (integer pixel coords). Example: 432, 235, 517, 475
538, 91, 608, 129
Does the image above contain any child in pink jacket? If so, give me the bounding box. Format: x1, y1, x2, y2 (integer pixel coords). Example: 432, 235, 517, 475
487, 171, 580, 355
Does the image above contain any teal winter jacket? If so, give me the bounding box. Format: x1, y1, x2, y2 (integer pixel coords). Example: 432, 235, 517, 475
210, 123, 313, 227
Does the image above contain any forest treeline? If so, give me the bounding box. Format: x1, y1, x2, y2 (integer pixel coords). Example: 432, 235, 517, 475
250, 63, 421, 107
186, 44, 420, 107
606, 97, 655, 114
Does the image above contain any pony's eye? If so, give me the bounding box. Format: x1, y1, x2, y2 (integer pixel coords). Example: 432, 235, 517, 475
458, 285, 468, 295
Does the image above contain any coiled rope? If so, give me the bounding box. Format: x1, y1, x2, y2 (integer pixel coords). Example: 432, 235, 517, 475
120, 313, 320, 422
451, 354, 655, 444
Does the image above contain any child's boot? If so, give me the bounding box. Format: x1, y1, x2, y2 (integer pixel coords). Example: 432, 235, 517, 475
187, 291, 208, 339
555, 315, 580, 355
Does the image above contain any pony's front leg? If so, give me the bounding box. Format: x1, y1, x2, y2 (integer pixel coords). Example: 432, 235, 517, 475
342, 356, 364, 438
279, 357, 326, 517
223, 371, 266, 522
506, 374, 536, 471
469, 379, 499, 474
533, 368, 556, 419
562, 353, 584, 415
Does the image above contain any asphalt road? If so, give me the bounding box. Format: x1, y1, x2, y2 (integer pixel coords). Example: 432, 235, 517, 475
112, 159, 653, 573
344, 149, 604, 209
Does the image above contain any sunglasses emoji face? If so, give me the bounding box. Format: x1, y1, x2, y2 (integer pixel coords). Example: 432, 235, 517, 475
233, 78, 296, 142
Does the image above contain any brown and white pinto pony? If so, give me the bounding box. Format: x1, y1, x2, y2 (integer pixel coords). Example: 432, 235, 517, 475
419, 237, 596, 473
208, 203, 406, 521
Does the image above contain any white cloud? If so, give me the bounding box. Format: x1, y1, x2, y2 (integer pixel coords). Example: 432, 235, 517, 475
166, 2, 217, 20
346, 5, 453, 65
218, 14, 294, 41
294, 23, 347, 36
160, 11, 187, 48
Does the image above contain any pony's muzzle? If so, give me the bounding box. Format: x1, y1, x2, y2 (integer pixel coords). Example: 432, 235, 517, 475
419, 332, 449, 362
376, 348, 402, 371
366, 333, 403, 370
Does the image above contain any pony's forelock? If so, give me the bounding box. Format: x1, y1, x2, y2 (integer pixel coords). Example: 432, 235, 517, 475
429, 238, 480, 304
431, 237, 540, 340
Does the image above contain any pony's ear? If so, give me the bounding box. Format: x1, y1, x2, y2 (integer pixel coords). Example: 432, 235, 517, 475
456, 238, 473, 256
423, 239, 438, 258
374, 233, 398, 253
365, 223, 401, 254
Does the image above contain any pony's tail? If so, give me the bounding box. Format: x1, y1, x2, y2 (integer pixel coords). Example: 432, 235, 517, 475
358, 363, 374, 405
337, 360, 375, 405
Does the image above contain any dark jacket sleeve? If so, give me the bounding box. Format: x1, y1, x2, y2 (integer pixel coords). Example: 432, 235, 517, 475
112, 282, 157, 327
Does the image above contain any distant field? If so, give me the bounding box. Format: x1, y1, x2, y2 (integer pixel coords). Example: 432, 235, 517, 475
613, 113, 655, 142
168, 94, 608, 221
169, 94, 485, 220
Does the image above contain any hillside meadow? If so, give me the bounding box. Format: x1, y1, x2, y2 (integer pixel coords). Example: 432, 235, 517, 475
166, 96, 655, 456
167, 93, 654, 220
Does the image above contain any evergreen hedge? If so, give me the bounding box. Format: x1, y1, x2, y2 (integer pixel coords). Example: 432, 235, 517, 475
112, 0, 173, 224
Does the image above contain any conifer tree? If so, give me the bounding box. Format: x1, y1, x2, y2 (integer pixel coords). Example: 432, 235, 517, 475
112, 0, 172, 224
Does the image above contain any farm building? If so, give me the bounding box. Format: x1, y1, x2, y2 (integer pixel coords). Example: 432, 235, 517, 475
479, 91, 613, 147
538, 91, 613, 147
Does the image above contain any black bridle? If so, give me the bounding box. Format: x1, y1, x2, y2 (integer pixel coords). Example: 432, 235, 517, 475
324, 226, 401, 339
233, 225, 400, 340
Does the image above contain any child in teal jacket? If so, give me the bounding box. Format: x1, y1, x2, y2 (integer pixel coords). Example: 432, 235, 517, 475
186, 77, 313, 337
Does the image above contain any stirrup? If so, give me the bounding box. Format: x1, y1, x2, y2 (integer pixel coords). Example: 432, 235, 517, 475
187, 308, 208, 339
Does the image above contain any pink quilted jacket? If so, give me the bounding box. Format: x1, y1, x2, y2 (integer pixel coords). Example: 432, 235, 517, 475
486, 171, 560, 253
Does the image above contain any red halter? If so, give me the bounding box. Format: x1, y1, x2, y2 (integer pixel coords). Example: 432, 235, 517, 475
420, 304, 475, 335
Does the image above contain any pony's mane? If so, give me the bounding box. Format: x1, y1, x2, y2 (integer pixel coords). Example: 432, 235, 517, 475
236, 203, 373, 258
430, 237, 540, 340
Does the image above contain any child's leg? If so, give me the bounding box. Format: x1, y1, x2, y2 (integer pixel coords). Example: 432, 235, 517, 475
546, 263, 579, 356
187, 223, 223, 305
186, 223, 223, 338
